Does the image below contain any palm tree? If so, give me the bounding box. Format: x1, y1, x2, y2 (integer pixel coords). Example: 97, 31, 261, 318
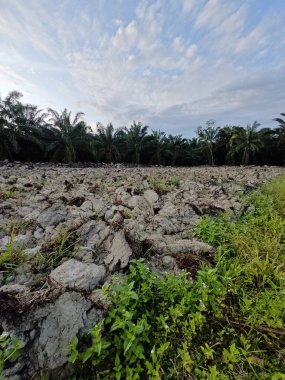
95, 123, 121, 163
124, 121, 148, 165
147, 130, 169, 165
166, 134, 187, 166
273, 113, 285, 146
47, 108, 95, 163
0, 91, 22, 159
232, 121, 262, 165
196, 120, 220, 165
273, 113, 285, 129
216, 125, 243, 165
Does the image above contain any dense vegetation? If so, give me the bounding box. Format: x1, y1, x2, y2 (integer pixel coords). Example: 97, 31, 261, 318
68, 176, 285, 379
1, 91, 285, 165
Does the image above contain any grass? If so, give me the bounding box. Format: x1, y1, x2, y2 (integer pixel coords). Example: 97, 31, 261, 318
32, 226, 79, 274
147, 177, 180, 195
0, 228, 27, 272
0, 190, 16, 200
68, 175, 285, 379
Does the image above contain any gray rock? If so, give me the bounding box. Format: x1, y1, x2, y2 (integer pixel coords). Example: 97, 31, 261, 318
77, 220, 110, 249
162, 255, 178, 270
143, 189, 159, 204
50, 259, 106, 291
80, 198, 106, 213
37, 201, 67, 228
104, 230, 133, 271
154, 238, 214, 256
35, 291, 91, 369
24, 246, 41, 257
0, 283, 28, 294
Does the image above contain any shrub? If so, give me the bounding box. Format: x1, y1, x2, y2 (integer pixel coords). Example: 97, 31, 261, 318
68, 176, 285, 379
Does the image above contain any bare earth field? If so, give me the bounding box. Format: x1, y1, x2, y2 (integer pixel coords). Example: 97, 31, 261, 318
0, 164, 284, 378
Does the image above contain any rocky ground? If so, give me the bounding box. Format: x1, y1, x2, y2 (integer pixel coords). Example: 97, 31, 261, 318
0, 163, 284, 379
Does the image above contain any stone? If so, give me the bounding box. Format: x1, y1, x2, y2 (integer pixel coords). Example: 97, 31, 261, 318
154, 238, 214, 256
24, 246, 41, 258
37, 201, 67, 228
143, 189, 159, 205
0, 283, 28, 294
104, 231, 133, 271
34, 292, 91, 369
77, 220, 110, 249
50, 259, 106, 291
89, 289, 112, 310
80, 198, 106, 213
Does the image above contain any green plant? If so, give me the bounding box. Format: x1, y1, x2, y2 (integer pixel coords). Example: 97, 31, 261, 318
121, 208, 132, 219
0, 228, 27, 271
166, 177, 180, 187
5, 219, 35, 234
68, 176, 285, 379
0, 332, 22, 375
0, 190, 15, 200
92, 208, 104, 221
32, 227, 79, 272
147, 177, 173, 195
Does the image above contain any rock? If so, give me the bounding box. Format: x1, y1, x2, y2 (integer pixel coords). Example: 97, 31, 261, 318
24, 246, 41, 258
7, 175, 17, 184
153, 238, 214, 257
89, 289, 112, 310
73, 247, 94, 263
34, 291, 91, 370
0, 235, 9, 250
109, 211, 124, 224
50, 259, 106, 291
80, 198, 106, 214
104, 208, 115, 221
77, 220, 110, 249
158, 202, 177, 217
104, 231, 133, 271
143, 189, 159, 205
37, 201, 67, 228
0, 284, 28, 294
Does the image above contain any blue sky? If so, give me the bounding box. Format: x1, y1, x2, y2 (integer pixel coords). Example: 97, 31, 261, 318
0, 0, 285, 136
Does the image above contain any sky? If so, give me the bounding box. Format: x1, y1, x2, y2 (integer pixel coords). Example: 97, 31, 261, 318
0, 0, 285, 136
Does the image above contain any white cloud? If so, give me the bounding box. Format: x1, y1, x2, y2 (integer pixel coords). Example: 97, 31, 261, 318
180, 0, 201, 14
1, 0, 285, 135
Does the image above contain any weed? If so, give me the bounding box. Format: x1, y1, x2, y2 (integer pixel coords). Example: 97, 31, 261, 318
68, 175, 285, 379
92, 208, 104, 221
166, 177, 180, 187
0, 190, 16, 200
5, 219, 35, 234
147, 177, 173, 195
0, 228, 27, 271
0, 332, 23, 374
121, 208, 133, 219
32, 227, 79, 272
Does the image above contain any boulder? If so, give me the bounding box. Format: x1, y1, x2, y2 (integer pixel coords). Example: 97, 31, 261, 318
104, 231, 133, 271
50, 259, 106, 291
143, 189, 159, 205
37, 201, 67, 228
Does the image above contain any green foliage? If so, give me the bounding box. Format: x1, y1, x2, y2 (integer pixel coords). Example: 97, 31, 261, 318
5, 219, 35, 234
0, 332, 23, 375
262, 175, 285, 217
32, 227, 78, 273
69, 176, 285, 379
0, 190, 16, 200
0, 228, 27, 271
121, 208, 133, 219
1, 90, 285, 165
147, 176, 179, 194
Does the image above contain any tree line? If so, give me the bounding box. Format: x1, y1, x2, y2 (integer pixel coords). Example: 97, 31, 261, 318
1, 91, 285, 166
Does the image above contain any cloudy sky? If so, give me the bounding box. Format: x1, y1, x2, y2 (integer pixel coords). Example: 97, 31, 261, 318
1, 0, 285, 136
